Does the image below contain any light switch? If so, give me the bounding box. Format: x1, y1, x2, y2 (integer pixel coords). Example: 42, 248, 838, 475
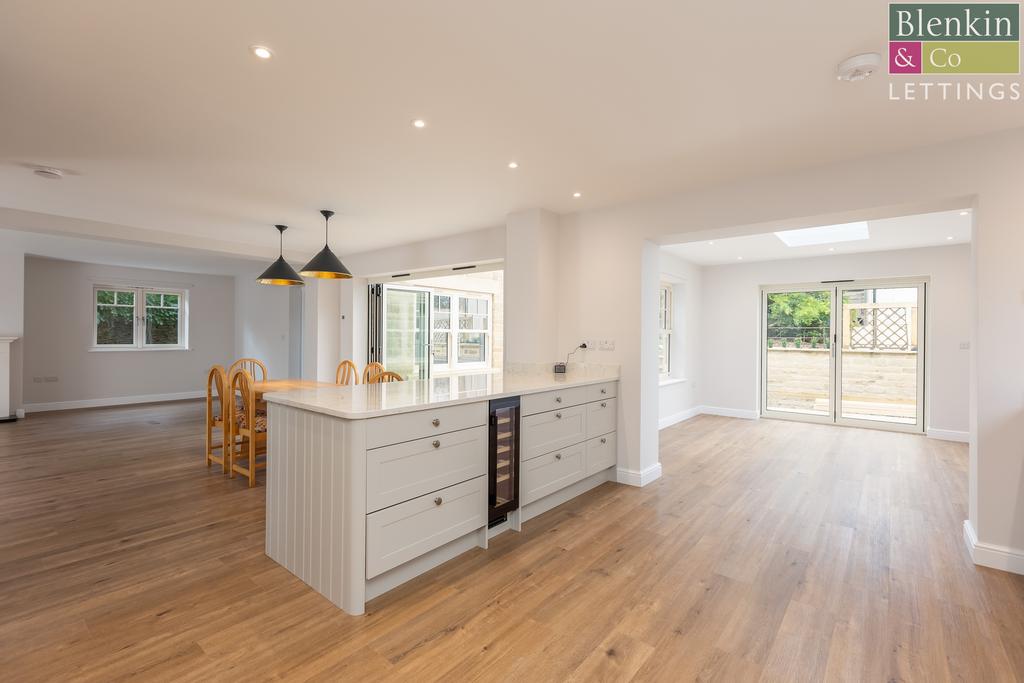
959, 342, 970, 350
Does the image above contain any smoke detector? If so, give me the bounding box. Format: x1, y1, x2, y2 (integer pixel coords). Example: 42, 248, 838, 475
836, 53, 882, 82
32, 166, 64, 180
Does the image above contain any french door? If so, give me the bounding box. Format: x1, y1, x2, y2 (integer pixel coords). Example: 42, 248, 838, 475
760, 278, 926, 433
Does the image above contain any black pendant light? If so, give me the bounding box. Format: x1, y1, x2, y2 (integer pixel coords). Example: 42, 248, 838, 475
257, 225, 305, 286
300, 209, 352, 279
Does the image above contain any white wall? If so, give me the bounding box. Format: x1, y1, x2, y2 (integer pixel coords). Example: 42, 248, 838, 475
697, 244, 970, 434
23, 257, 234, 407
658, 250, 703, 428
553, 127, 1024, 572
505, 209, 560, 364
0, 236, 26, 413
234, 273, 291, 379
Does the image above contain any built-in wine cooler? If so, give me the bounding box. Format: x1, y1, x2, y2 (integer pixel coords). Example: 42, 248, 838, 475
488, 396, 520, 525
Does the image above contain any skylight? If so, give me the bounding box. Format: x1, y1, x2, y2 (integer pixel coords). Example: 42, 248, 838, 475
774, 221, 870, 247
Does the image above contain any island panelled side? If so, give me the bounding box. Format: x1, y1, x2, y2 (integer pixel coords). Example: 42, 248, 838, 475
265, 379, 618, 615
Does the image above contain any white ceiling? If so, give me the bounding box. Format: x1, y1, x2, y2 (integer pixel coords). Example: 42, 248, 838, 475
0, 2, 1018, 259
663, 210, 972, 265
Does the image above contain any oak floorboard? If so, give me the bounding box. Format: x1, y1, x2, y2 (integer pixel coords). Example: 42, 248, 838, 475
0, 403, 1021, 681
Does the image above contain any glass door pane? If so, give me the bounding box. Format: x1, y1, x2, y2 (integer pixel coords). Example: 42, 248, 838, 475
763, 289, 833, 417
838, 285, 922, 426
383, 288, 429, 380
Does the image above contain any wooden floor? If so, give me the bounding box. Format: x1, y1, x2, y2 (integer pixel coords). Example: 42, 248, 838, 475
1, 402, 1022, 682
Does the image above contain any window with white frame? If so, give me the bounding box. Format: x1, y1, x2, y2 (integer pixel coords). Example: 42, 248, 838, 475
429, 291, 491, 371
93, 285, 188, 349
658, 283, 672, 375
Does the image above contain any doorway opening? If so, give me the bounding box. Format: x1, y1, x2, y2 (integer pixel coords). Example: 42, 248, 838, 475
368, 269, 503, 380
761, 278, 926, 432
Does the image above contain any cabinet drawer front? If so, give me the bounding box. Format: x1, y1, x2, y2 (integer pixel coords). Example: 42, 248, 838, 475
522, 404, 587, 461
522, 443, 586, 505
522, 386, 590, 416
366, 476, 486, 578
585, 432, 617, 476
586, 398, 617, 438
366, 401, 487, 450
366, 426, 487, 513
587, 381, 618, 402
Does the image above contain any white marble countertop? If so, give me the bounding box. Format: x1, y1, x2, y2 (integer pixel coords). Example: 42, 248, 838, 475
262, 365, 620, 419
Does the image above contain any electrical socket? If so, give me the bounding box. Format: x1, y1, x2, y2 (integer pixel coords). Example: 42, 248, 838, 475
599, 339, 615, 351
33, 377, 43, 383
44, 376, 59, 383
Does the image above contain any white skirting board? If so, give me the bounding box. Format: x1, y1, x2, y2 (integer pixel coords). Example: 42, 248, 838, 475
658, 405, 759, 430
23, 390, 205, 413
616, 462, 662, 487
963, 520, 1024, 575
926, 428, 970, 443
658, 406, 702, 430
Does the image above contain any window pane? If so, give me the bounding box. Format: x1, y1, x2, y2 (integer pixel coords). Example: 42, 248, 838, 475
458, 297, 489, 330
163, 293, 179, 307
458, 332, 486, 363
116, 291, 135, 306
146, 292, 161, 306
96, 306, 135, 344
97, 290, 115, 304
146, 305, 180, 345
658, 332, 670, 374
432, 331, 449, 365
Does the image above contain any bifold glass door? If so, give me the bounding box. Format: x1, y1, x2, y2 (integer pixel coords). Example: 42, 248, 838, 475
383, 287, 429, 380
761, 280, 925, 432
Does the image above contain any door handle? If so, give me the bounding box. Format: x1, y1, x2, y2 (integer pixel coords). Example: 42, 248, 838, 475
432, 440, 440, 449
434, 497, 443, 506
432, 418, 440, 427
555, 453, 562, 460
555, 412, 562, 419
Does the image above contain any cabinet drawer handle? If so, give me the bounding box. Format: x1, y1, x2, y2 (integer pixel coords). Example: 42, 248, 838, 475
600, 402, 607, 408
600, 437, 607, 444
434, 497, 443, 506
555, 396, 562, 403
555, 412, 562, 419
600, 388, 607, 394
555, 453, 562, 460
431, 418, 440, 427
432, 440, 440, 449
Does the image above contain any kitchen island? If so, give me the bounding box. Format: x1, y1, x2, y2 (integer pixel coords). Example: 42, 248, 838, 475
262, 366, 620, 615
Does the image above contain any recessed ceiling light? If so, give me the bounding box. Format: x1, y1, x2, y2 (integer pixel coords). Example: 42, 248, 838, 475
828, 247, 835, 252
947, 236, 954, 240
572, 192, 582, 198
507, 161, 519, 169
707, 241, 714, 246
775, 221, 869, 247
959, 210, 969, 216
250, 45, 273, 59
411, 119, 426, 129
737, 256, 744, 261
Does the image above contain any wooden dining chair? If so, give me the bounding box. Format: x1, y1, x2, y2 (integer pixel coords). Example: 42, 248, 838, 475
374, 371, 404, 383
336, 360, 359, 386
205, 365, 230, 473
362, 362, 385, 384
229, 369, 268, 488
229, 358, 268, 383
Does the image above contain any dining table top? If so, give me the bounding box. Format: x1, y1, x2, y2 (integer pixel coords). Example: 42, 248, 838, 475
253, 379, 336, 400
